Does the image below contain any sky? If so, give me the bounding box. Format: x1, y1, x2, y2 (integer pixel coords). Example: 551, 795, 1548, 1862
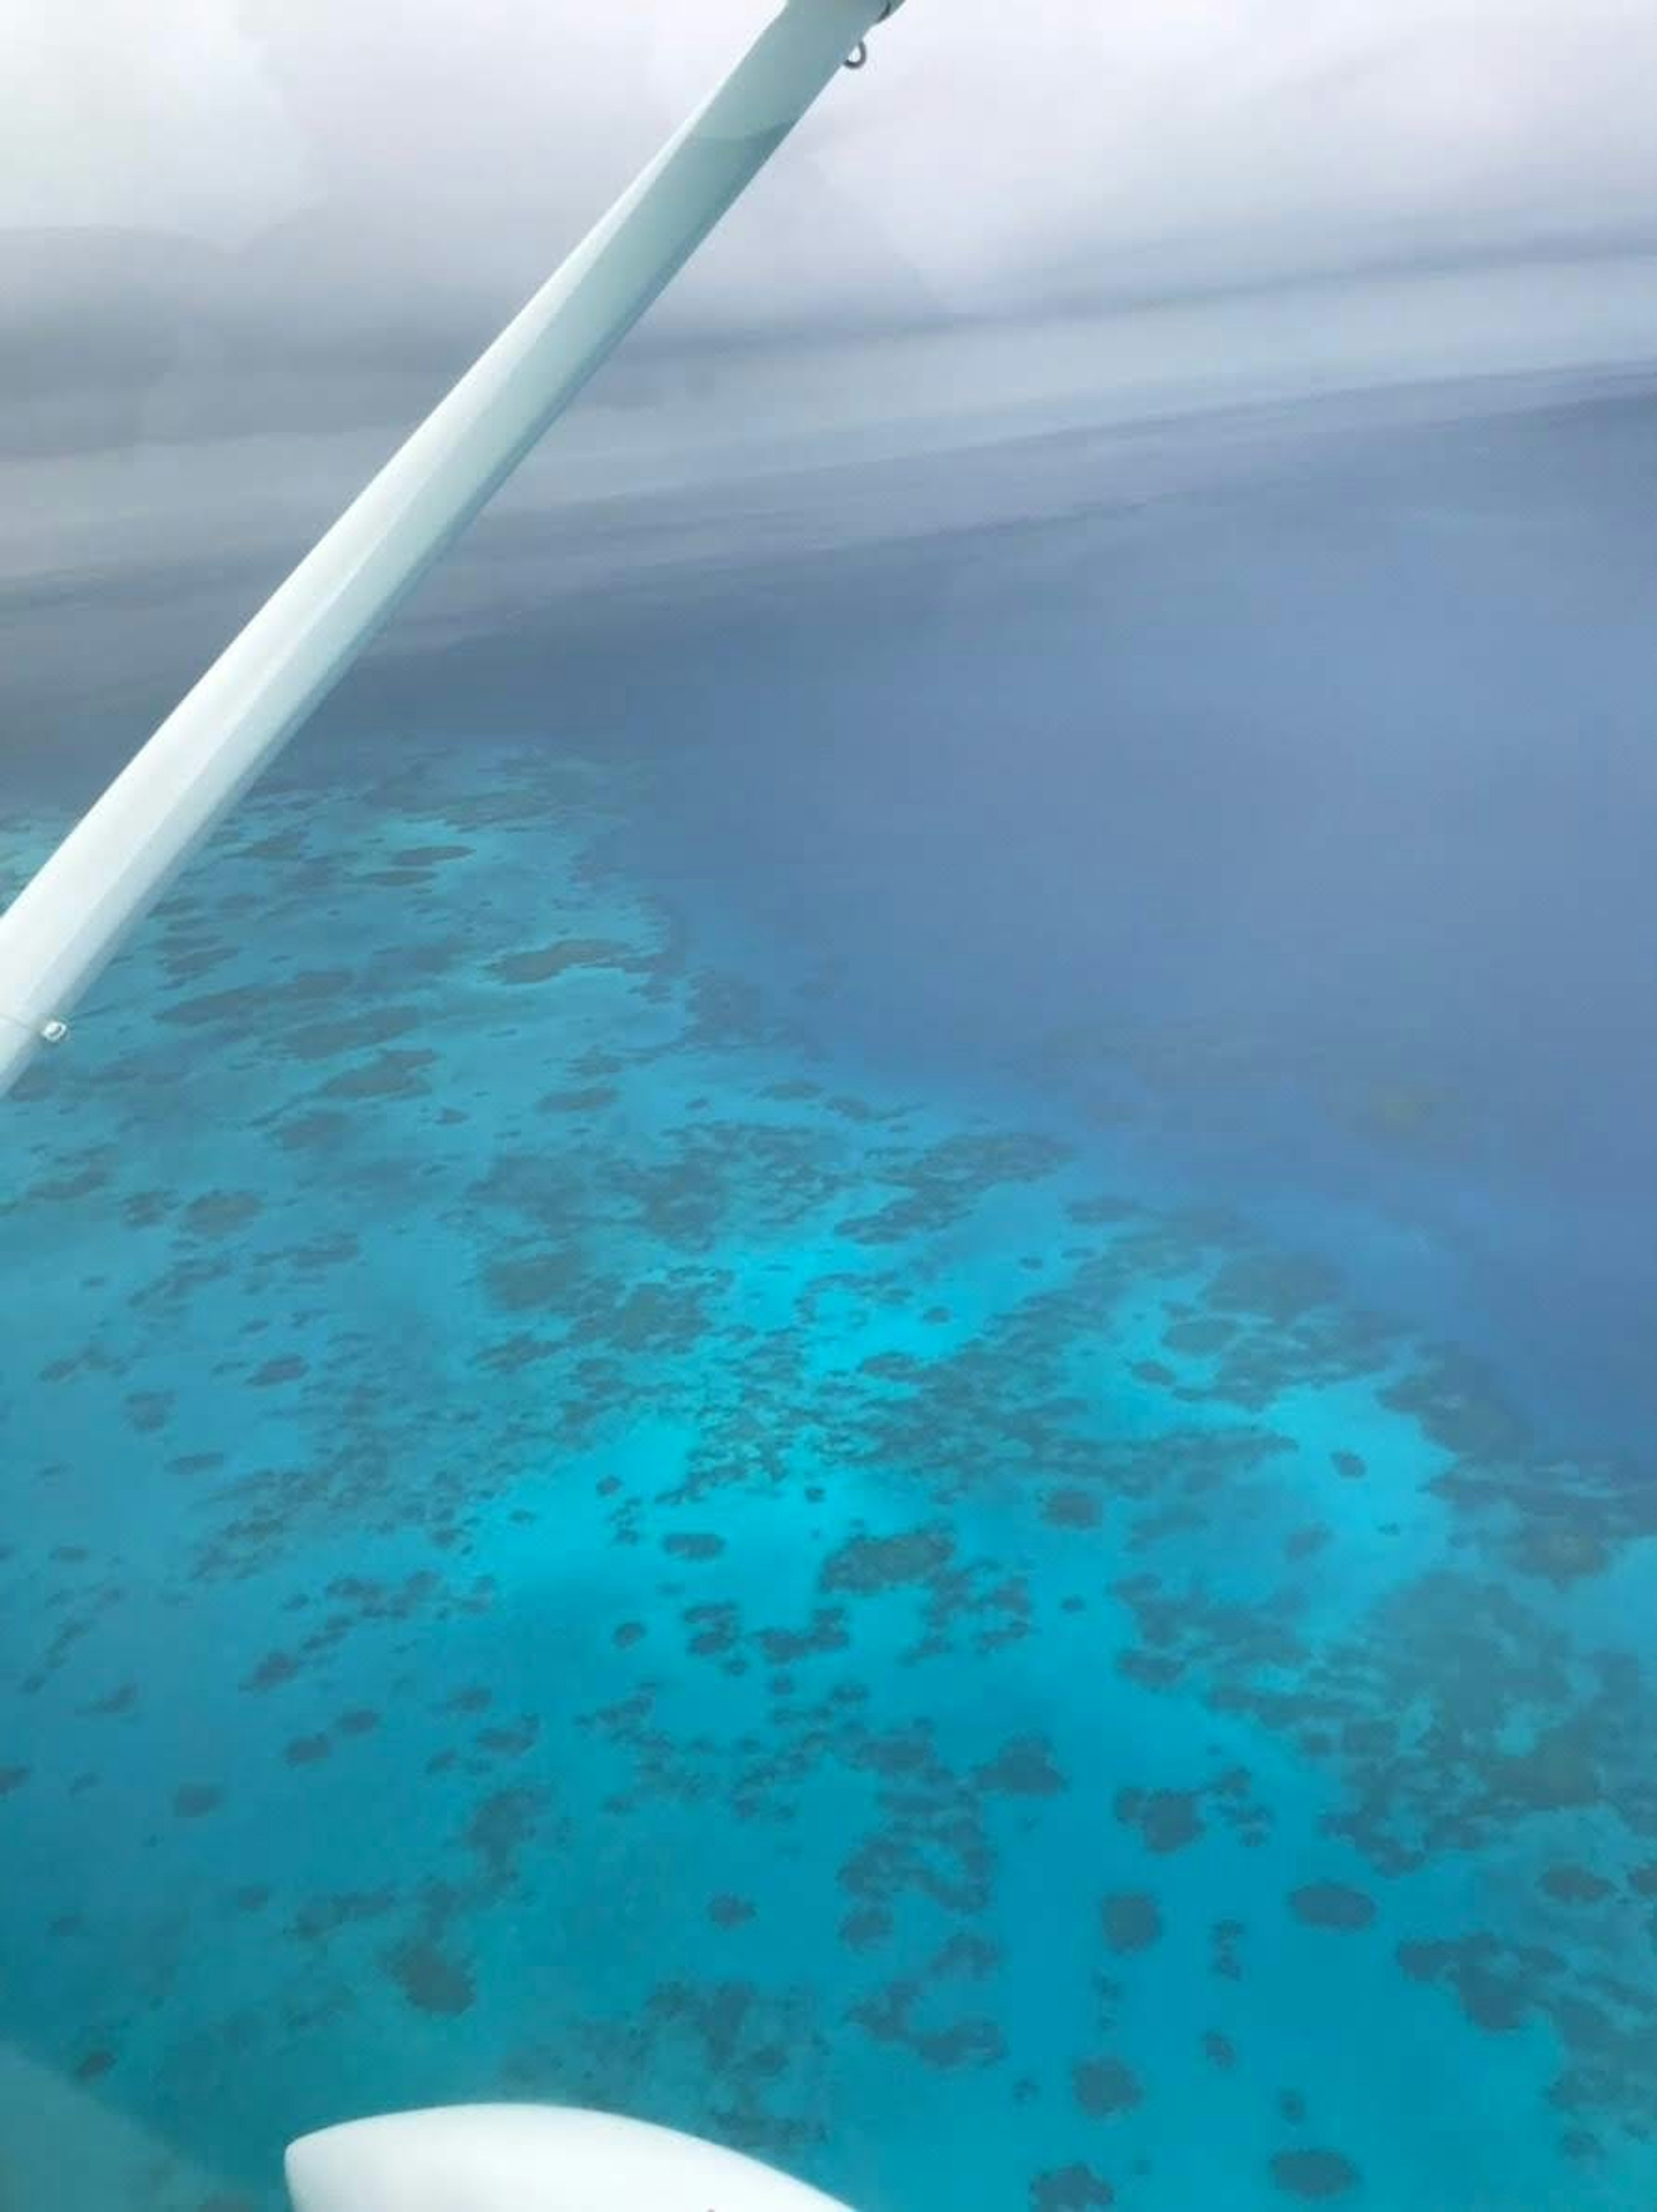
4, 0, 1657, 698
6, 0, 1657, 457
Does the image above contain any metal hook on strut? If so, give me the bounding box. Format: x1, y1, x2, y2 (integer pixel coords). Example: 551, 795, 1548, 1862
844, 1, 898, 69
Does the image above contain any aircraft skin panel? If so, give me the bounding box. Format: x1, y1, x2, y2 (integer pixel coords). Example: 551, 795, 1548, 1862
285, 2103, 859, 2212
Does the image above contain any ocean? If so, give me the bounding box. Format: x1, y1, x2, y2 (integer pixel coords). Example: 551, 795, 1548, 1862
2, 366, 1654, 2210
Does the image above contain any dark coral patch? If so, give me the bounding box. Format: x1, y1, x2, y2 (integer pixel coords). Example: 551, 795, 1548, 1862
319, 1049, 436, 1100
84, 1683, 138, 1717
384, 1936, 476, 2016
1044, 1489, 1103, 1529
293, 1891, 397, 1943
841, 1907, 893, 1951
1115, 1785, 1203, 1854
821, 1526, 953, 1593
251, 1355, 308, 1386
173, 1783, 224, 1818
126, 1391, 172, 1432
272, 1110, 349, 1153
1100, 1892, 1163, 1955
1031, 2166, 1115, 2209
1210, 1920, 1246, 1981
1396, 1936, 1537, 2033
851, 1978, 1006, 2070
183, 1191, 262, 1238
754, 1611, 848, 1666
465, 1788, 542, 1887
1539, 1864, 1613, 1905
1270, 2149, 1361, 2199
1290, 1884, 1377, 1932
663, 1532, 725, 1562
1073, 2058, 1143, 2117
285, 1008, 420, 1062
1162, 1315, 1238, 1355
476, 1717, 540, 1758
484, 1251, 585, 1314
537, 1083, 619, 1114
976, 1737, 1066, 1797
242, 1650, 300, 1692
932, 1932, 999, 1978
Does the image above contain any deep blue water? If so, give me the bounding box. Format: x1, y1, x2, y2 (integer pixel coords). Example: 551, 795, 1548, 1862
2, 373, 1655, 2210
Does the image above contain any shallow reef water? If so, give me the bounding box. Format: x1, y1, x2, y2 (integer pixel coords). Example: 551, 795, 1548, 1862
2, 713, 1654, 2212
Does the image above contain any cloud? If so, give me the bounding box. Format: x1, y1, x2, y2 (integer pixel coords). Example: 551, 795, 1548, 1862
844, 0, 1657, 307
3, 0, 1657, 457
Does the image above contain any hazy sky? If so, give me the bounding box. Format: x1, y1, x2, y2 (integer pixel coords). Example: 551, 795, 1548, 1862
7, 0, 1657, 454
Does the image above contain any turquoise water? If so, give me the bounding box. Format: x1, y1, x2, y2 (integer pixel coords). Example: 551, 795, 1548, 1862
3, 387, 1656, 2209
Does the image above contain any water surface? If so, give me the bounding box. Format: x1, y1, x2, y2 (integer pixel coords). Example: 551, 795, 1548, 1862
2, 370, 1654, 2211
